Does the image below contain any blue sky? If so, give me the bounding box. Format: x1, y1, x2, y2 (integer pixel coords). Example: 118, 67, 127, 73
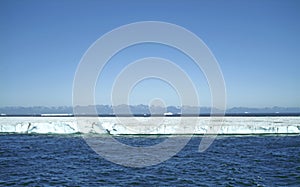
1, 0, 299, 108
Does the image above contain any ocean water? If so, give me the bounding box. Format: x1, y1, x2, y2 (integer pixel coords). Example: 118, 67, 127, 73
0, 134, 299, 186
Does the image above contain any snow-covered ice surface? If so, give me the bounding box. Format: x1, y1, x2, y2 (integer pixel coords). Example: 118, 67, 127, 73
0, 116, 299, 135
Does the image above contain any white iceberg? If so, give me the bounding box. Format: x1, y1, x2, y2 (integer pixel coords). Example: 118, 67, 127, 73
0, 116, 299, 135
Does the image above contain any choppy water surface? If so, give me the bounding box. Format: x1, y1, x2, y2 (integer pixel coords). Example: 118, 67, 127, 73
0, 134, 299, 186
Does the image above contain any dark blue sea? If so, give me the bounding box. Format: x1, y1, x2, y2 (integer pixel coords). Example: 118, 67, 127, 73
0, 134, 299, 186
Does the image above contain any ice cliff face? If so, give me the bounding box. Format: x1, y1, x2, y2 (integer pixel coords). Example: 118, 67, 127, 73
0, 116, 299, 135
0, 117, 79, 134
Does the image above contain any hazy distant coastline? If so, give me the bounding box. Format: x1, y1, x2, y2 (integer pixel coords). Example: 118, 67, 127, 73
0, 105, 299, 116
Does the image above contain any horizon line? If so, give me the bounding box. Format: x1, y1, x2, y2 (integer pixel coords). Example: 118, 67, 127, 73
0, 105, 300, 109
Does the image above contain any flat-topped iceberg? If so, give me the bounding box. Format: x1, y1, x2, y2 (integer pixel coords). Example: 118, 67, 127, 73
0, 116, 299, 135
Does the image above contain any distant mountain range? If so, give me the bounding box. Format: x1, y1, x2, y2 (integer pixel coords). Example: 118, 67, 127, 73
0, 105, 299, 116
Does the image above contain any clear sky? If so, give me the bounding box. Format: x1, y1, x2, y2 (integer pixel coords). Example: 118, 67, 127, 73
1, 0, 299, 108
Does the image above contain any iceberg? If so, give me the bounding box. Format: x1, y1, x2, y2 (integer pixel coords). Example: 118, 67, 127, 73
0, 117, 78, 134
0, 116, 299, 135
